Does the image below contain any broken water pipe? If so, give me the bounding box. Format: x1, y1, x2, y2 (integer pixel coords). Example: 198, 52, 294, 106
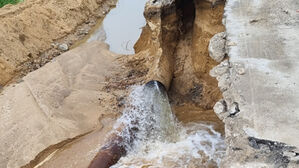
88, 0, 224, 167
88, 80, 170, 168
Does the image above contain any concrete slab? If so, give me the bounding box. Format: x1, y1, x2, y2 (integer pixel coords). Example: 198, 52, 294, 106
210, 0, 299, 166
221, 0, 299, 147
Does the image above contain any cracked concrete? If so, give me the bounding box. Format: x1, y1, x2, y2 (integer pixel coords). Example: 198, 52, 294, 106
210, 0, 299, 167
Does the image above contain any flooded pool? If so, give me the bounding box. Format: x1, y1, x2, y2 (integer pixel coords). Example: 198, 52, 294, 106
87, 0, 147, 55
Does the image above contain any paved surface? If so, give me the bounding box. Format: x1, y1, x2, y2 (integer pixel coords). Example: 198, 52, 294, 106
0, 42, 118, 168
224, 0, 299, 148
210, 0, 299, 167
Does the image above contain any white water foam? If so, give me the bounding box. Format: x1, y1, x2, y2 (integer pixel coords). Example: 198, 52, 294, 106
111, 83, 226, 167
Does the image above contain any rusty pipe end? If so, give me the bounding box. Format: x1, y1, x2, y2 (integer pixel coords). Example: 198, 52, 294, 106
145, 80, 167, 94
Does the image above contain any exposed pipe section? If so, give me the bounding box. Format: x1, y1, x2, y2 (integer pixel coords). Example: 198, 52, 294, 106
147, 54, 174, 91
88, 80, 167, 168
88, 133, 126, 168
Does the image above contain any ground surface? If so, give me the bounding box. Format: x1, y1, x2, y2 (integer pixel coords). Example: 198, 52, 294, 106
0, 0, 116, 86
0, 42, 124, 168
1, 0, 298, 167
212, 0, 299, 167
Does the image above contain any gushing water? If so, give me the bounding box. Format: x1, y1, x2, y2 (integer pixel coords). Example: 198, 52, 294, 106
111, 81, 226, 167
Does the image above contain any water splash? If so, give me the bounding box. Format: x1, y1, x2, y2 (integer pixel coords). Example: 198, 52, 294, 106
111, 81, 226, 167
114, 81, 179, 147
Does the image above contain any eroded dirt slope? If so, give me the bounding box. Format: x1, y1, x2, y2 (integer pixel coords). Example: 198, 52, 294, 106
134, 0, 225, 131
0, 0, 116, 86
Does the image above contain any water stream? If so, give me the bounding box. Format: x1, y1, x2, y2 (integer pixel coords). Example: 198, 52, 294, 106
87, 0, 147, 54
111, 81, 226, 168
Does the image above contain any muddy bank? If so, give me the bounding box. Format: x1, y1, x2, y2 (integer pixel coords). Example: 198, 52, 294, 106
0, 0, 117, 86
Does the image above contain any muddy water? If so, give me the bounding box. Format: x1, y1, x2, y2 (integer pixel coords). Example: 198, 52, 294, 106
110, 82, 226, 168
87, 0, 147, 54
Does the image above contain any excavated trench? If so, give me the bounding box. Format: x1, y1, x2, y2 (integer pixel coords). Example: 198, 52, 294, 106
16, 0, 226, 167
134, 0, 225, 131
89, 0, 226, 167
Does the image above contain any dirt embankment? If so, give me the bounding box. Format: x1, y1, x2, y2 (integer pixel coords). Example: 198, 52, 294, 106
170, 0, 225, 130
0, 0, 117, 86
134, 0, 225, 132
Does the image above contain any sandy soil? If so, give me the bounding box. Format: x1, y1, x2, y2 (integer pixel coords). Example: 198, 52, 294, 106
29, 1, 226, 167
0, 0, 117, 86
0, 0, 226, 167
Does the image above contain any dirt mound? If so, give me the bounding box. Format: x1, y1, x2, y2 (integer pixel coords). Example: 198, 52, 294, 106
0, 0, 116, 86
